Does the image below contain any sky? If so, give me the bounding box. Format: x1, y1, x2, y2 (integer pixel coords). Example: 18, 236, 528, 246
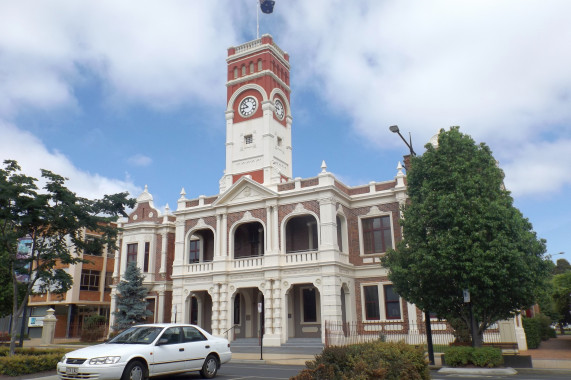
1, 0, 570, 263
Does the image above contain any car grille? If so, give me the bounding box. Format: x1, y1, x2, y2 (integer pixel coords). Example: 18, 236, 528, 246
57, 370, 99, 379
66, 358, 87, 365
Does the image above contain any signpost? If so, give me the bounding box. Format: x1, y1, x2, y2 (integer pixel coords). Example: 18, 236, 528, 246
258, 302, 263, 360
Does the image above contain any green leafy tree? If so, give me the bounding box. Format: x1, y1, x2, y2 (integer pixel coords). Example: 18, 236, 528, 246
0, 160, 134, 355
383, 127, 552, 346
552, 272, 571, 334
554, 258, 571, 275
113, 262, 152, 331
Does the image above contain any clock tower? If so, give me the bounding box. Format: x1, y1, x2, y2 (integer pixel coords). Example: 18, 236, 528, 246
219, 34, 292, 193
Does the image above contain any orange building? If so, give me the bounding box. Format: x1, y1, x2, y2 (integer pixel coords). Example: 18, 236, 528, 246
27, 227, 115, 339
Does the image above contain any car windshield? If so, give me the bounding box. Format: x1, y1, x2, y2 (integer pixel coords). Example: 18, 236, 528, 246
108, 326, 163, 344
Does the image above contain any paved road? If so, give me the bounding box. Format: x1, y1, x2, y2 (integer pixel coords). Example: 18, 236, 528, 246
8, 364, 571, 380
8, 363, 306, 380
431, 368, 571, 380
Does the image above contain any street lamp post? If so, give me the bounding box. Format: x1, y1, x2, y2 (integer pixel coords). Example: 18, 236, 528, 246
389, 125, 434, 365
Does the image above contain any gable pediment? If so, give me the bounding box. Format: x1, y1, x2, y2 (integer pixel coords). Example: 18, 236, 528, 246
213, 177, 277, 207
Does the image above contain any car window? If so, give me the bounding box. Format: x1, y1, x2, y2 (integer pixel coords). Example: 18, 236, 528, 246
108, 327, 162, 344
160, 327, 182, 345
182, 326, 207, 342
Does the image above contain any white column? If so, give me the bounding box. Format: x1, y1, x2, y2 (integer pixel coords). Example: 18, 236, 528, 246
272, 279, 282, 340
211, 284, 221, 336
109, 292, 117, 332
159, 232, 167, 276
157, 290, 165, 323
215, 214, 222, 257
320, 274, 342, 344
219, 283, 228, 336
221, 213, 228, 257
265, 206, 273, 254
319, 198, 338, 261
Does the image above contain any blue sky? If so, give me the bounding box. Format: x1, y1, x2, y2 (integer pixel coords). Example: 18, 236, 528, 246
1, 0, 570, 263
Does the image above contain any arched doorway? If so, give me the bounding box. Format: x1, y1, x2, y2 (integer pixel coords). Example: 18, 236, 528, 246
232, 287, 264, 340
187, 291, 212, 333
286, 284, 321, 338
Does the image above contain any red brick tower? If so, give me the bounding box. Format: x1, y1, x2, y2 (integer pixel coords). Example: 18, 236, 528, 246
219, 34, 292, 192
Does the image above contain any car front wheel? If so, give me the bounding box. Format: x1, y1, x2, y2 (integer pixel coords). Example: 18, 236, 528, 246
121, 360, 148, 380
200, 354, 219, 379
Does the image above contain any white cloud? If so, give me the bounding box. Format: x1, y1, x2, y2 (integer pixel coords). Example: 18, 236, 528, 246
1, 0, 570, 198
0, 121, 140, 200
279, 0, 571, 196
501, 139, 571, 197
128, 154, 152, 167
0, 0, 240, 115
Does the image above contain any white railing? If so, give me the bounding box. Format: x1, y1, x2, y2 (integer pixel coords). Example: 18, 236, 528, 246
284, 251, 319, 264
235, 39, 262, 54
185, 262, 213, 273
233, 256, 264, 269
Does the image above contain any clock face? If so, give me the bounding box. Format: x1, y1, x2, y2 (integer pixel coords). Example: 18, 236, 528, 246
274, 98, 285, 120
239, 96, 257, 117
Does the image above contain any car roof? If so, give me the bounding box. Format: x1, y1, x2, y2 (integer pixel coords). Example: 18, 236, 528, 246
132, 323, 201, 328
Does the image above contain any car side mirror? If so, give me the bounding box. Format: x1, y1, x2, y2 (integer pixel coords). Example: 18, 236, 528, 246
156, 338, 169, 346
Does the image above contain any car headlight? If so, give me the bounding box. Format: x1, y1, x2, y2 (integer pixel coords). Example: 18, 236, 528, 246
60, 355, 67, 363
88, 356, 121, 365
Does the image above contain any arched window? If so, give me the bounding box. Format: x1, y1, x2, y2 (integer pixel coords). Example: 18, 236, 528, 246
258, 59, 263, 71
241, 65, 246, 76
250, 62, 254, 74
234, 67, 238, 79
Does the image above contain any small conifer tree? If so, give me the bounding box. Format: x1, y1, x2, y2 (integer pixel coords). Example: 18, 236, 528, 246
113, 262, 152, 331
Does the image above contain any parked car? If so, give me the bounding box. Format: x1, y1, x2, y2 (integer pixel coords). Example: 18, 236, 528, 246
57, 323, 231, 380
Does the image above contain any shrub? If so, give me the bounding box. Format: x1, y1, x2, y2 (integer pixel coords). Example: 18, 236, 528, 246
0, 353, 62, 376
470, 347, 503, 368
522, 316, 551, 348
292, 340, 429, 380
444, 346, 472, 367
535, 314, 556, 340
444, 346, 503, 368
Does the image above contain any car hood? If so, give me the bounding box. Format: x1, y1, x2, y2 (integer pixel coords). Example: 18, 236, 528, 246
66, 343, 153, 359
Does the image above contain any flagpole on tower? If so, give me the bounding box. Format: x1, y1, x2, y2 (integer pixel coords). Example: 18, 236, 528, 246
256, 1, 260, 39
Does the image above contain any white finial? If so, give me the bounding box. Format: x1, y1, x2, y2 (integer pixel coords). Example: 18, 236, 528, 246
396, 161, 405, 177
144, 184, 148, 192
396, 161, 406, 188
165, 204, 170, 214
179, 187, 186, 199
321, 160, 327, 173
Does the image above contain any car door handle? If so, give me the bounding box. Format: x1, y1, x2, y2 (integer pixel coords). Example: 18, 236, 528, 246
179, 348, 184, 352
205, 345, 210, 349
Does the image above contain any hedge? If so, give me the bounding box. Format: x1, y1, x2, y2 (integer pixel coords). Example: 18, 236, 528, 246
291, 340, 429, 380
444, 346, 503, 368
0, 348, 71, 376
523, 314, 556, 349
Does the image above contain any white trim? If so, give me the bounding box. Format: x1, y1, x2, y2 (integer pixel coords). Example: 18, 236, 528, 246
360, 282, 404, 322
280, 208, 321, 254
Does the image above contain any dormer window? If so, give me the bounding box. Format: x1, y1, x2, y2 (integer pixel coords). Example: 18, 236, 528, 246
245, 135, 253, 145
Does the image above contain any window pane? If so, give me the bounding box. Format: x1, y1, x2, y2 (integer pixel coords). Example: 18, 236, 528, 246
373, 230, 383, 252
364, 286, 380, 320
303, 288, 317, 322
384, 285, 401, 319
385, 285, 399, 301
386, 302, 401, 319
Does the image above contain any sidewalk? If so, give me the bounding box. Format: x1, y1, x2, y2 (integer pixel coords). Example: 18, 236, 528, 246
522, 334, 571, 369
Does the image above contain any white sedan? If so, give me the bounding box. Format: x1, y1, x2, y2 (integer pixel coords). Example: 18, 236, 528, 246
57, 323, 232, 380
